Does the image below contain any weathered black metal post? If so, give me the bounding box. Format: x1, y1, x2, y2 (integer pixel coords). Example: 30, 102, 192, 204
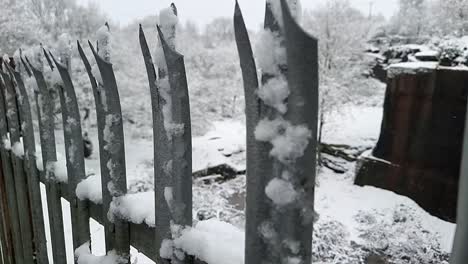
235, 0, 318, 263
1, 62, 35, 263
88, 24, 130, 262
26, 51, 68, 263
0, 71, 18, 264
140, 4, 192, 262
7, 57, 49, 264
49, 41, 91, 257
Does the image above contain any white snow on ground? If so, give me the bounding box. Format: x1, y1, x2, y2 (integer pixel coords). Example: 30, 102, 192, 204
322, 105, 383, 147
174, 219, 245, 264
33, 105, 456, 263
192, 121, 246, 173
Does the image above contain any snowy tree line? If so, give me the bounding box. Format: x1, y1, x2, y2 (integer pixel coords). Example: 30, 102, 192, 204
1, 0, 457, 137
387, 0, 468, 38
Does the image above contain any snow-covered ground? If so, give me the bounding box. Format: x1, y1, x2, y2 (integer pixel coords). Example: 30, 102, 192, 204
39, 104, 455, 263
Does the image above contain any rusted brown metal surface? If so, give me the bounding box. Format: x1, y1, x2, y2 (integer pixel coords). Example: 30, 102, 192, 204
356, 67, 468, 222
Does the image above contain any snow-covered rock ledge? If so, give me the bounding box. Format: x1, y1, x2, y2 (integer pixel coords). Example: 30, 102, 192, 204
388, 61, 468, 78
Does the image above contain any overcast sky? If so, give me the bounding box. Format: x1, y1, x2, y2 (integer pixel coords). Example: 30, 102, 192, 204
76, 0, 398, 29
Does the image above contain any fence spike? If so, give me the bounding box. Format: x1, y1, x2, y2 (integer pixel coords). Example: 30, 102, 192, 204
89, 37, 130, 262
26, 55, 68, 264
0, 73, 23, 264
42, 48, 55, 71
6, 61, 50, 264
0, 64, 35, 263
19, 56, 32, 78
157, 24, 193, 224
50, 51, 92, 253
233, 3, 271, 264
139, 25, 172, 263
235, 1, 318, 263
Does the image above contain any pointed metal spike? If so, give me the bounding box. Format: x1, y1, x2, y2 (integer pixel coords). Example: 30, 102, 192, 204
20, 56, 32, 77
264, 1, 280, 32
157, 25, 183, 63
78, 41, 93, 75
43, 48, 54, 71
88, 40, 97, 56
170, 3, 178, 16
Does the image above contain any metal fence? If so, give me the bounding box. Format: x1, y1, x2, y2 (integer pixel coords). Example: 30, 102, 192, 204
0, 0, 465, 264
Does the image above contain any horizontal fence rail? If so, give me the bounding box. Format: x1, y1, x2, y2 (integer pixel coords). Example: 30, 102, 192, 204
0, 1, 466, 264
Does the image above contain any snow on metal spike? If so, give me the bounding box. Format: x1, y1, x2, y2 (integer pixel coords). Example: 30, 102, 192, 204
27, 50, 68, 264
170, 3, 178, 16
156, 23, 192, 221
156, 25, 184, 62
156, 18, 192, 264
89, 36, 131, 261
42, 48, 54, 71
78, 39, 115, 253
50, 51, 91, 250
1, 65, 36, 263
20, 55, 32, 77
234, 3, 273, 264
264, 1, 281, 33
139, 24, 172, 262
0, 70, 24, 264
8, 63, 49, 264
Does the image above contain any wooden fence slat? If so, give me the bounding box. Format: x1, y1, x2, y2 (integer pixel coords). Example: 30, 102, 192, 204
26, 57, 68, 264
89, 39, 130, 262
0, 73, 22, 264
138, 26, 162, 262
49, 51, 92, 255
9, 62, 49, 264
1, 66, 35, 263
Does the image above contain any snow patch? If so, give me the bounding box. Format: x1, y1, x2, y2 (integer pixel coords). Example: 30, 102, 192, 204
257, 75, 289, 114
11, 141, 24, 158
387, 62, 438, 78
255, 29, 286, 76
174, 219, 244, 264
76, 174, 103, 204
265, 177, 297, 206
2, 136, 11, 150
160, 239, 174, 259
75, 242, 126, 264
108, 192, 155, 226
96, 25, 111, 63
255, 118, 312, 163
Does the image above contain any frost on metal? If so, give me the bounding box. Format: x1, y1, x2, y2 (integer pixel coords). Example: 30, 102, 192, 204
155, 5, 185, 141
235, 0, 318, 263
255, 118, 311, 164
97, 23, 112, 63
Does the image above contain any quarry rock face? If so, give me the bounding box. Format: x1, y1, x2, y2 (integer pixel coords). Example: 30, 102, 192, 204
355, 62, 468, 222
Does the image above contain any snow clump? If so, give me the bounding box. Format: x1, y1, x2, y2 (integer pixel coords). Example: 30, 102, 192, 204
255, 118, 312, 163
265, 177, 298, 206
